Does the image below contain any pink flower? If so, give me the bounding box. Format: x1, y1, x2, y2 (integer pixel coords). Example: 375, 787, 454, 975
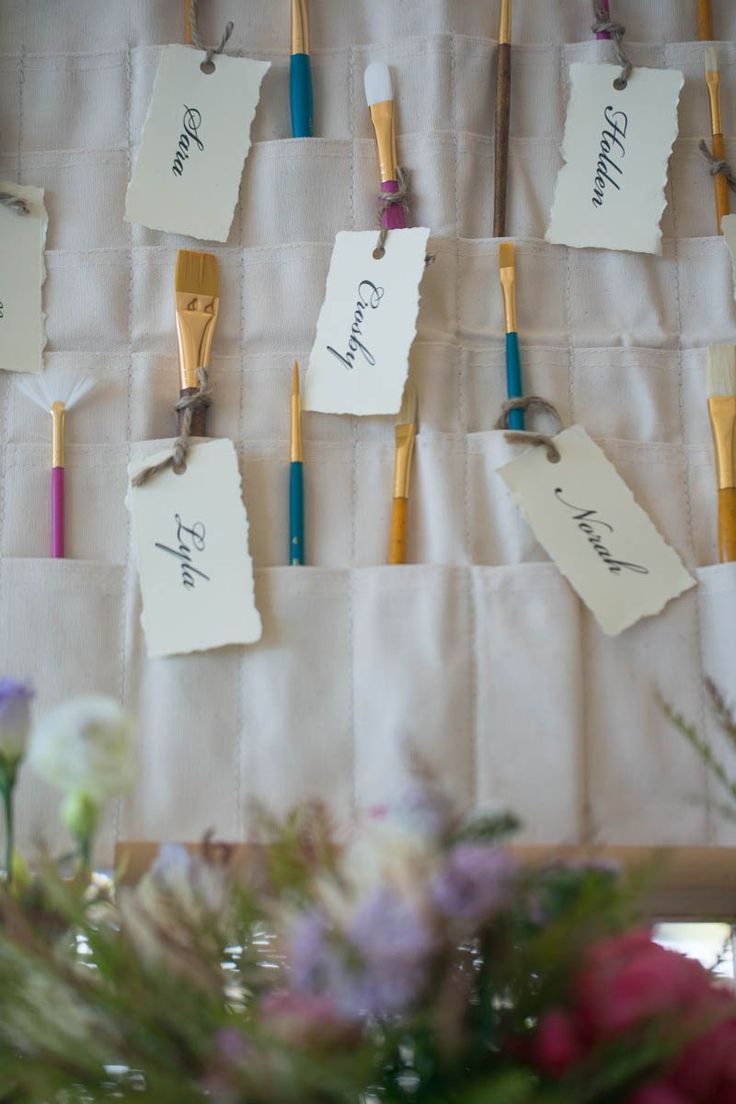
259, 991, 358, 1048
531, 1010, 583, 1077
625, 1085, 690, 1104
576, 931, 714, 1039
670, 1013, 736, 1102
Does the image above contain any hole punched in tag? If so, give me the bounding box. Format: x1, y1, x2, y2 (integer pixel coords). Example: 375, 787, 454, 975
188, 0, 234, 75
591, 0, 633, 90
496, 396, 565, 463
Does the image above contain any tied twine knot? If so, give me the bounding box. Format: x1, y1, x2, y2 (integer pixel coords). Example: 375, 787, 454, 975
496, 396, 564, 463
0, 191, 30, 216
699, 139, 736, 193
374, 167, 411, 258
131, 368, 211, 487
188, 0, 234, 72
591, 1, 633, 89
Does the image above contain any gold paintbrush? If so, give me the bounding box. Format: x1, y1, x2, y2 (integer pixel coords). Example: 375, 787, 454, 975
174, 250, 220, 437
707, 344, 736, 563
388, 384, 417, 565
705, 46, 729, 234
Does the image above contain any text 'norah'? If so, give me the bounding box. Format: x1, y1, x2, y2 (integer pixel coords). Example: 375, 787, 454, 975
555, 489, 648, 575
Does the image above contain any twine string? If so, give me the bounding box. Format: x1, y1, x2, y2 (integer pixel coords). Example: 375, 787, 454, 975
374, 166, 411, 257
699, 139, 736, 194
496, 396, 565, 463
131, 368, 211, 487
0, 191, 29, 216
591, 1, 633, 89
188, 0, 234, 72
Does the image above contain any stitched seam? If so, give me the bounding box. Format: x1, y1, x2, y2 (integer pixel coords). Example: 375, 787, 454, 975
237, 174, 246, 840
666, 42, 711, 844
348, 43, 357, 820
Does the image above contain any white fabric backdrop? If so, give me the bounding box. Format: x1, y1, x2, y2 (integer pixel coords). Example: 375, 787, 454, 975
1, 0, 736, 865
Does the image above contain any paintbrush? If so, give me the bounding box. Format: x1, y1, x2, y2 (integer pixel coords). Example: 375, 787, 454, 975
596, 0, 611, 39
364, 61, 406, 231
388, 383, 417, 565
17, 372, 95, 558
289, 360, 304, 565
174, 250, 219, 438
696, 0, 714, 40
498, 242, 524, 430
705, 46, 729, 234
183, 0, 192, 44
707, 345, 736, 563
493, 0, 511, 237
290, 0, 313, 137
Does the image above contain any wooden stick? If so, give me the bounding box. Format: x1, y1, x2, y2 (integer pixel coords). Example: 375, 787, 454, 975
493, 44, 511, 237
696, 0, 714, 40
183, 0, 193, 45
711, 132, 730, 234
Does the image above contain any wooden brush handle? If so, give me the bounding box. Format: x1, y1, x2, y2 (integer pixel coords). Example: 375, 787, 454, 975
711, 132, 730, 234
178, 387, 207, 438
696, 0, 714, 40
388, 497, 408, 565
493, 42, 511, 238
718, 487, 736, 563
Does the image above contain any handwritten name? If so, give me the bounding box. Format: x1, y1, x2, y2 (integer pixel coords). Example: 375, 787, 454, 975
555, 489, 648, 574
172, 106, 204, 177
0, 300, 3, 319
155, 514, 210, 589
592, 104, 628, 208
327, 280, 384, 371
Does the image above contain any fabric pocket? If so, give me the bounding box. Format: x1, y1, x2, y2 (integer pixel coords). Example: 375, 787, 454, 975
0, 558, 125, 864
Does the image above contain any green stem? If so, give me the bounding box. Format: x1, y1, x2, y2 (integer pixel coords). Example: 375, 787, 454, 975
78, 831, 92, 878
1, 777, 15, 889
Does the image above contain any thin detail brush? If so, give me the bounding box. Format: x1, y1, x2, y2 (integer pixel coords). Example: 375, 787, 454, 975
498, 242, 524, 431
388, 383, 417, 565
707, 344, 736, 563
17, 373, 95, 558
364, 62, 406, 231
290, 0, 313, 137
289, 360, 305, 566
174, 250, 220, 438
705, 46, 729, 234
493, 0, 511, 237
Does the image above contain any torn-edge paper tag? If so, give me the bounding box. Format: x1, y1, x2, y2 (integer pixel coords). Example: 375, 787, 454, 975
125, 44, 270, 242
304, 228, 431, 416
546, 64, 683, 255
0, 181, 47, 373
721, 214, 736, 299
127, 438, 262, 658
497, 426, 696, 636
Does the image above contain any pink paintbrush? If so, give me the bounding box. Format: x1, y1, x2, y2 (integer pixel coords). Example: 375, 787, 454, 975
17, 373, 95, 558
364, 61, 407, 231
596, 0, 611, 39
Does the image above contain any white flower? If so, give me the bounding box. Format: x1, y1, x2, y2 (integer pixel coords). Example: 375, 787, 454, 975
29, 695, 137, 801
0, 678, 33, 767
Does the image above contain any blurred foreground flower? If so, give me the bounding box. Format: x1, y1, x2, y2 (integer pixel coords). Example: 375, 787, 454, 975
29, 694, 137, 867
0, 679, 33, 887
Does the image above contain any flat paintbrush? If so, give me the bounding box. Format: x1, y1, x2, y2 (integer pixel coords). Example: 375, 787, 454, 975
493, 0, 511, 238
388, 383, 417, 565
707, 344, 736, 563
365, 61, 407, 231
596, 0, 611, 39
174, 250, 219, 438
498, 242, 524, 430
696, 0, 714, 41
705, 46, 729, 234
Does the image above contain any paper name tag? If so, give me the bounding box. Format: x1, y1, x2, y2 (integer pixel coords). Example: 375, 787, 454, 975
125, 45, 269, 242
0, 182, 47, 373
721, 215, 736, 299
546, 64, 683, 255
127, 439, 262, 658
304, 228, 430, 415
498, 426, 695, 635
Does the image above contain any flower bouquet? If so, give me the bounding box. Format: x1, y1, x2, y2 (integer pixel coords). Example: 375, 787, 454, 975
0, 681, 735, 1103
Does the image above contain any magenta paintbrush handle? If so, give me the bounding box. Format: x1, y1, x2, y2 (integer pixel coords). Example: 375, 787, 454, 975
380, 179, 408, 230
51, 466, 64, 558
596, 0, 611, 39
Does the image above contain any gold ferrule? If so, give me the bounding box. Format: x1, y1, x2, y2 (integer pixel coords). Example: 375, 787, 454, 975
499, 268, 517, 334
51, 402, 65, 468
290, 393, 303, 462
393, 422, 416, 499
291, 0, 309, 55
499, 0, 511, 45
706, 71, 723, 136
708, 395, 736, 489
369, 101, 398, 183
175, 292, 220, 390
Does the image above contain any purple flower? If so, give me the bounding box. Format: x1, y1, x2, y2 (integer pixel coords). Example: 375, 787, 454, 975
432, 843, 515, 926
0, 678, 33, 767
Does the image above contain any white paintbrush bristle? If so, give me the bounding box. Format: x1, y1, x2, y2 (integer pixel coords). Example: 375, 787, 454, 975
17, 370, 96, 413
364, 61, 393, 107
705, 45, 719, 74
707, 344, 736, 397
